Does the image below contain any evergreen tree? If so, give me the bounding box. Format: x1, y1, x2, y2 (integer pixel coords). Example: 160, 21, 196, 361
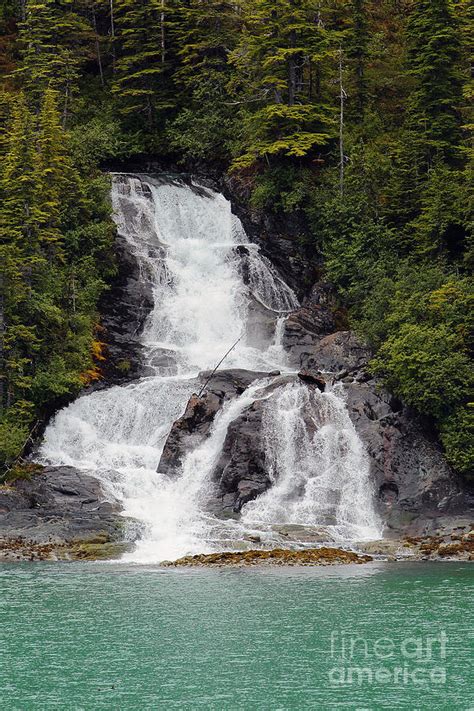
347, 0, 368, 119
1, 92, 38, 254
405, 0, 463, 161
168, 0, 241, 160
16, 0, 91, 118
113, 0, 177, 128
0, 93, 39, 423
34, 88, 77, 256
229, 0, 339, 168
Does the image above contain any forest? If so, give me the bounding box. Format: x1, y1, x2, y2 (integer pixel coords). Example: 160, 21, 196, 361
0, 0, 472, 480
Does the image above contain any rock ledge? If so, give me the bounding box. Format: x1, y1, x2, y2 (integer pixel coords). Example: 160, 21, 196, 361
163, 547, 373, 567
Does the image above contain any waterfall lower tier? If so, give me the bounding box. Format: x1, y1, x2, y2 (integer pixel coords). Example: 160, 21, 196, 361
38, 175, 381, 562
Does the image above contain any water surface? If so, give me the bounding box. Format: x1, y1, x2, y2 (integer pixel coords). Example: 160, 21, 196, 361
1, 561, 472, 709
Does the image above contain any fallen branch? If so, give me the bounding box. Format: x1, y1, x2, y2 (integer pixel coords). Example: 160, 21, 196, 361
197, 334, 243, 398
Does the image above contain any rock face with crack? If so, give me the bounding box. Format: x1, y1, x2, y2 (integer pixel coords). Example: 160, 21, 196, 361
210, 397, 270, 515
158, 370, 272, 478
98, 234, 154, 384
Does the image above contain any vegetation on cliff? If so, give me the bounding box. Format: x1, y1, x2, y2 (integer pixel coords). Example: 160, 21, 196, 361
0, 0, 472, 478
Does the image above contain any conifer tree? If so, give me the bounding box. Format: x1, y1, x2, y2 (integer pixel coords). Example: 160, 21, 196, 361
113, 0, 177, 127
17, 0, 91, 118
230, 0, 339, 168
169, 0, 240, 160
175, 0, 238, 84
34, 88, 78, 256
1, 92, 38, 253
0, 93, 39, 423
348, 0, 368, 119
405, 0, 463, 160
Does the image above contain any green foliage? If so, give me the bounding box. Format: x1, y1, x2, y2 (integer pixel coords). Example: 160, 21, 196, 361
68, 113, 140, 171
0, 84, 114, 472
16, 0, 91, 114
372, 324, 471, 418
116, 359, 131, 373
166, 70, 236, 162
347, 0, 368, 118
250, 164, 314, 213
229, 0, 339, 168
113, 0, 178, 128
440, 406, 474, 477
0, 415, 29, 473
405, 0, 463, 160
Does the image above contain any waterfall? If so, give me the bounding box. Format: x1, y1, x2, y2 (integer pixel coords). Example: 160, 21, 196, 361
241, 382, 379, 541
39, 174, 381, 562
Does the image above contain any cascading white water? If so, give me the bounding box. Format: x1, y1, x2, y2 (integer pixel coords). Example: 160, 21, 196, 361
39, 174, 381, 562
241, 382, 379, 541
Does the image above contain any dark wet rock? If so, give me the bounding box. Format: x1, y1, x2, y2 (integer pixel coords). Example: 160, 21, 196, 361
99, 234, 154, 384
302, 282, 339, 309
298, 330, 372, 373
297, 369, 326, 392
341, 378, 472, 537
222, 174, 318, 298
282, 305, 335, 350
211, 399, 270, 514
158, 391, 222, 476
160, 370, 294, 513
0, 466, 127, 545
158, 369, 272, 477
199, 368, 273, 399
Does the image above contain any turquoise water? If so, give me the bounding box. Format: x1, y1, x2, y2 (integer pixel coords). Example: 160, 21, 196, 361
1, 561, 472, 710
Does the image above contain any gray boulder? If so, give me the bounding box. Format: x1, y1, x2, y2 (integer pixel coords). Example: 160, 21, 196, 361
0, 466, 126, 544
210, 398, 270, 514
158, 369, 273, 477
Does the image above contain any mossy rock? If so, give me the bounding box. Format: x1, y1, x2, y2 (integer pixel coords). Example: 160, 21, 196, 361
63, 541, 132, 561
164, 547, 373, 567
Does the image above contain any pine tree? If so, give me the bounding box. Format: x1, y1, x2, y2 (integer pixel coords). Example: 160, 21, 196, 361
405, 0, 463, 161
113, 0, 177, 127
168, 0, 241, 160
348, 0, 368, 119
34, 88, 78, 257
1, 92, 38, 253
229, 0, 339, 169
0, 93, 39, 420
17, 0, 91, 118
175, 0, 238, 85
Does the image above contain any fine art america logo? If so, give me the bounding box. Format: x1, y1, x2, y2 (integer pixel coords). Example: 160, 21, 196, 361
328, 630, 447, 686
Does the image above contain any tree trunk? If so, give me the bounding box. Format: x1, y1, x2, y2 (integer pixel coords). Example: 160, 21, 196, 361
92, 5, 105, 87
288, 1, 296, 105
161, 0, 166, 65
110, 0, 116, 73
339, 49, 346, 197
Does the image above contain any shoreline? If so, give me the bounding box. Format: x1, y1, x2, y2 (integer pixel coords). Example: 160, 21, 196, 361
1, 529, 472, 565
